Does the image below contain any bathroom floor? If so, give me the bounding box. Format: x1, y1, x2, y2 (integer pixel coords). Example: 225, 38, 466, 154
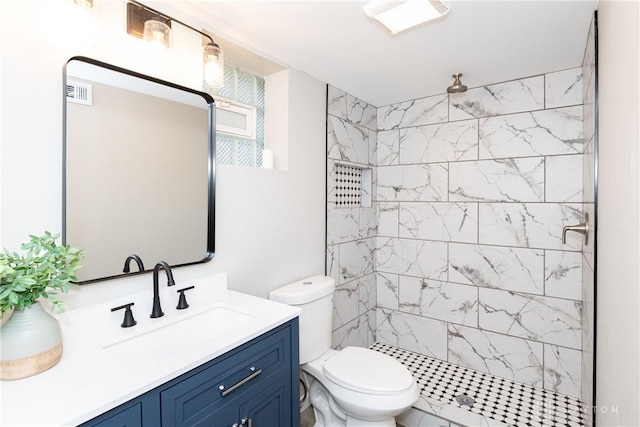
300, 406, 404, 427
371, 342, 584, 427
300, 406, 315, 427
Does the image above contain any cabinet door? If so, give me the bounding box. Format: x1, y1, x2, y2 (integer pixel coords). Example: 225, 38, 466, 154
235, 377, 292, 427
78, 393, 161, 427
81, 403, 143, 427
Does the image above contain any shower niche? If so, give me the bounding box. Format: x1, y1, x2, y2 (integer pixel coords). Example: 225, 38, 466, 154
333, 163, 372, 208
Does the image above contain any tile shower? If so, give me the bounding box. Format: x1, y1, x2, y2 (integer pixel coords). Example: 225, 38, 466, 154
326, 16, 597, 422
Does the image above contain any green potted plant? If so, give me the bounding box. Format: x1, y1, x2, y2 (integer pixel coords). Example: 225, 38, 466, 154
0, 231, 84, 380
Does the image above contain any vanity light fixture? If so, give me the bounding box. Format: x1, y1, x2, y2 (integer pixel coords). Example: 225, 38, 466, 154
126, 0, 225, 88
73, 0, 93, 8
143, 17, 172, 49
363, 0, 450, 34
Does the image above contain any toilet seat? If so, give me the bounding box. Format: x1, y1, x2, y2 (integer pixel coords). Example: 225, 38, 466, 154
322, 347, 415, 396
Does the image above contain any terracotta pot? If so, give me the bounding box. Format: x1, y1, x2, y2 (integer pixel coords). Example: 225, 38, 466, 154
0, 302, 63, 380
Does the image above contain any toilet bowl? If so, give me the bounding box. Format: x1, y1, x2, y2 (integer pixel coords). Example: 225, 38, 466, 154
302, 347, 419, 426
269, 276, 419, 427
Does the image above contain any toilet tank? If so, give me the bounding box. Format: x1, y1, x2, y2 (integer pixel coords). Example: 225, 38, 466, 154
269, 275, 335, 364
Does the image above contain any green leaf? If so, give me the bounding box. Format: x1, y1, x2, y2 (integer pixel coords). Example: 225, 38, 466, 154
0, 231, 84, 313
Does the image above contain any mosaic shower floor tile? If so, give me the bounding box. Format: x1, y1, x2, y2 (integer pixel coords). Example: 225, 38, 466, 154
371, 342, 585, 427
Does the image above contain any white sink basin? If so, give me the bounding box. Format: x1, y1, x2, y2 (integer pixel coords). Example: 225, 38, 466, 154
55, 276, 257, 364
102, 303, 255, 349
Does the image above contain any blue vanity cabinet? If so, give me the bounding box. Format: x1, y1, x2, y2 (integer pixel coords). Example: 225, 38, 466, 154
79, 319, 299, 427
78, 395, 160, 427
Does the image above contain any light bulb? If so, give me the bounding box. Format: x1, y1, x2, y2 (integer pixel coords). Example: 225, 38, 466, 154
203, 43, 224, 88
143, 19, 170, 49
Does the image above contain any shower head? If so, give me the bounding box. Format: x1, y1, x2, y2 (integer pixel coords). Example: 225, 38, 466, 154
447, 73, 467, 93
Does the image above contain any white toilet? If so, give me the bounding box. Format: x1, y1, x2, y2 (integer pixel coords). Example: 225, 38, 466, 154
269, 275, 419, 427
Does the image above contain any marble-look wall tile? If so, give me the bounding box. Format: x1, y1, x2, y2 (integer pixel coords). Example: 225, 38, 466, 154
332, 312, 370, 349
478, 288, 582, 349
378, 94, 448, 131
347, 94, 376, 130
368, 128, 377, 167
326, 205, 360, 245
377, 164, 448, 202
358, 273, 376, 314
449, 158, 544, 202
582, 202, 595, 269
583, 69, 596, 147
544, 344, 582, 398
581, 16, 596, 411
448, 324, 544, 387
359, 206, 377, 239
377, 272, 399, 310
478, 203, 583, 250
449, 243, 544, 295
399, 276, 478, 326
333, 279, 359, 329
479, 106, 583, 159
545, 250, 582, 300
449, 76, 544, 121
328, 85, 347, 119
377, 202, 399, 237
339, 238, 375, 284
377, 130, 400, 166
399, 119, 478, 164
546, 154, 583, 202
327, 116, 369, 164
582, 20, 596, 99
377, 308, 448, 359
545, 67, 583, 109
581, 255, 595, 408
367, 308, 376, 346
377, 237, 448, 280
583, 138, 595, 203
399, 202, 478, 243
327, 158, 337, 203
326, 245, 340, 285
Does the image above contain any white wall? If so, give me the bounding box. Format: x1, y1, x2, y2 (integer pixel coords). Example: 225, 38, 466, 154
0, 0, 326, 305
596, 0, 640, 424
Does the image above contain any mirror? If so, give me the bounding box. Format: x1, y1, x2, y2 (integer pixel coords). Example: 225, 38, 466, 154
64, 57, 215, 284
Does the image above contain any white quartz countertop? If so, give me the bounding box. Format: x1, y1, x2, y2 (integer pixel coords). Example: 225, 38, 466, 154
0, 273, 300, 427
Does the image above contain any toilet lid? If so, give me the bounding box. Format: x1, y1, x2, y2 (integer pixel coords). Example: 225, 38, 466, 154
322, 347, 414, 396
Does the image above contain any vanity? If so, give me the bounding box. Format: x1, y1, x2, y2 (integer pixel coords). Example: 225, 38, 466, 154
0, 273, 301, 427
1, 56, 303, 426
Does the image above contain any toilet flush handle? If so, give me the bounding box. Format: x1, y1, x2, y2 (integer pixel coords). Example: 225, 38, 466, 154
562, 213, 589, 246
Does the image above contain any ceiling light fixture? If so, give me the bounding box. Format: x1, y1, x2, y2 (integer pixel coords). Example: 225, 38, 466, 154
126, 0, 225, 88
364, 0, 450, 34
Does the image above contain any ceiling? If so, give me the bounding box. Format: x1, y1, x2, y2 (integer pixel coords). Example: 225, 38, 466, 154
170, 1, 598, 107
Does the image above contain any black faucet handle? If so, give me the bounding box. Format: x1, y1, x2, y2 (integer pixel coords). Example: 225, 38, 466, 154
111, 302, 137, 328
176, 286, 195, 310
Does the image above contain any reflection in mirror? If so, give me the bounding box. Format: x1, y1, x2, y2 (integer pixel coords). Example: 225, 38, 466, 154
64, 57, 215, 284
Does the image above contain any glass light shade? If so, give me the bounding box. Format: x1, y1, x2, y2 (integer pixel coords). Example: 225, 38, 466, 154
143, 19, 171, 49
203, 43, 224, 88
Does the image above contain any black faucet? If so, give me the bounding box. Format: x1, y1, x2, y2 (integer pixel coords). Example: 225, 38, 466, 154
123, 254, 145, 273
150, 261, 175, 318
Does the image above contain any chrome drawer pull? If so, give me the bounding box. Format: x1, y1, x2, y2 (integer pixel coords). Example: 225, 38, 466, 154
219, 367, 262, 397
